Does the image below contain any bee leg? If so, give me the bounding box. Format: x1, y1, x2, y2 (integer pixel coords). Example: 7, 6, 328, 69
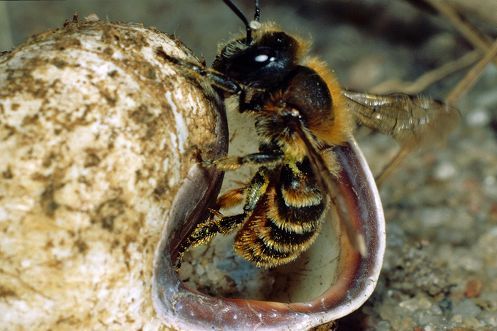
176, 168, 270, 269
205, 152, 284, 171
186, 214, 247, 249
156, 51, 241, 94
238, 90, 265, 112
175, 213, 247, 270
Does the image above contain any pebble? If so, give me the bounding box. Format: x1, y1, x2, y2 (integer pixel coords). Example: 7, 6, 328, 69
452, 299, 482, 318
399, 296, 432, 312
433, 161, 457, 180
464, 278, 483, 298
466, 109, 490, 127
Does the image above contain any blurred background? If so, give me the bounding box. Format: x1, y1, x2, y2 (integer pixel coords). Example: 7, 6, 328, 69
1, 0, 496, 330
1, 0, 495, 94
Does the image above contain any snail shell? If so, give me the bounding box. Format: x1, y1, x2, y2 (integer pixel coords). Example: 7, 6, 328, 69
153, 130, 385, 329
0, 19, 225, 329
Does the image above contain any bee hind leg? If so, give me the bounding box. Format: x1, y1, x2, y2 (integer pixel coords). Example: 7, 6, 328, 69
176, 168, 271, 269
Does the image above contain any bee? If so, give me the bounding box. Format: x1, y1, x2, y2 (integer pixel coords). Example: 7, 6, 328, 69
170, 0, 457, 269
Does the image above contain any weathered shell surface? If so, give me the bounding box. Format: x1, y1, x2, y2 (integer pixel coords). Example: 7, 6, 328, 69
0, 19, 225, 329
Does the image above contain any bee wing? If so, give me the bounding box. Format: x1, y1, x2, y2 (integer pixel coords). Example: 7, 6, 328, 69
342, 90, 459, 147
294, 123, 367, 257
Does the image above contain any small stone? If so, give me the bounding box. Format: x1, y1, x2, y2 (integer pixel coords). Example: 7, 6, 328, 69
450, 314, 463, 324
433, 161, 457, 180
392, 317, 416, 331
483, 176, 497, 199
458, 316, 484, 329
347, 54, 387, 89
430, 303, 443, 315
466, 109, 490, 127
452, 299, 481, 318
416, 310, 445, 326
375, 321, 391, 331
476, 227, 497, 267
179, 263, 193, 279
399, 295, 432, 312
464, 278, 483, 298
480, 311, 497, 326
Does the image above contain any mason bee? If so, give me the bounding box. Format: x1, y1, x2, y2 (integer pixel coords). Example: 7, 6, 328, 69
171, 0, 457, 269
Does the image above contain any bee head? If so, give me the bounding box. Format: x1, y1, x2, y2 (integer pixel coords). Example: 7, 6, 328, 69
214, 0, 305, 88
213, 29, 300, 88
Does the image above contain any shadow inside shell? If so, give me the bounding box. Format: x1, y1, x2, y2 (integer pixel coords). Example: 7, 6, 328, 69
177, 209, 341, 303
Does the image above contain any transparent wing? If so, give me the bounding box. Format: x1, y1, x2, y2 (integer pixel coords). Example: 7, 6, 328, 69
342, 90, 459, 147
294, 124, 366, 257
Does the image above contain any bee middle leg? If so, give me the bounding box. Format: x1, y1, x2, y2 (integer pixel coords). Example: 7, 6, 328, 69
205, 152, 284, 171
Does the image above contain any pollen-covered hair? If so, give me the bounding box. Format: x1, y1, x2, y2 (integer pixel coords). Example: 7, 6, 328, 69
304, 57, 353, 146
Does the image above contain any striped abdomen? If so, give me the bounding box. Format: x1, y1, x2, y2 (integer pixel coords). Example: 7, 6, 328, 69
234, 158, 325, 268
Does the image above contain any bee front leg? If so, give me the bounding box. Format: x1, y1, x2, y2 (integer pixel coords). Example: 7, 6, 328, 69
156, 50, 241, 94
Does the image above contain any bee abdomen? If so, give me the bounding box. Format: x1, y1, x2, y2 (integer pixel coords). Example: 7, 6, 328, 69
261, 216, 321, 252
235, 224, 306, 268
234, 160, 327, 268
273, 187, 324, 231
234, 212, 296, 268
261, 183, 324, 254
234, 189, 324, 268
234, 212, 321, 268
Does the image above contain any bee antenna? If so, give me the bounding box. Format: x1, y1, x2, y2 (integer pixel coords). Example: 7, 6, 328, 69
222, 0, 259, 45
249, 0, 262, 31
254, 0, 261, 22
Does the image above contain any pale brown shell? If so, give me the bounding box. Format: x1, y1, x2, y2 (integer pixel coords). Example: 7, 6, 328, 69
152, 138, 385, 330
0, 19, 226, 329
